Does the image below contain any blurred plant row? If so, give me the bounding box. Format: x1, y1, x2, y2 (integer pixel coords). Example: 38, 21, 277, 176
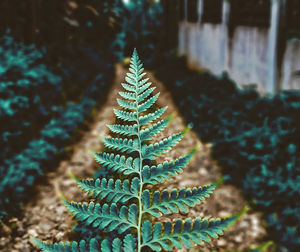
0, 0, 174, 220
0, 33, 114, 218
155, 57, 300, 251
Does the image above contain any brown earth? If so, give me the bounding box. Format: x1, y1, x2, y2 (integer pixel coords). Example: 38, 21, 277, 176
0, 64, 272, 252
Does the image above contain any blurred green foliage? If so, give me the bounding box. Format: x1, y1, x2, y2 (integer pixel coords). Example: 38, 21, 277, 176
155, 56, 300, 251
0, 61, 114, 219
0, 34, 62, 166
113, 0, 167, 67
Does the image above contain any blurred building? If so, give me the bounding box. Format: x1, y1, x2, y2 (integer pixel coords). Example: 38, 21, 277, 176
177, 0, 300, 93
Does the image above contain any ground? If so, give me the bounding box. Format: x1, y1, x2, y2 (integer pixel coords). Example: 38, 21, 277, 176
0, 64, 271, 252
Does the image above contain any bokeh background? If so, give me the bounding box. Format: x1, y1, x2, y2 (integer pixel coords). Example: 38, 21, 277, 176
0, 0, 299, 251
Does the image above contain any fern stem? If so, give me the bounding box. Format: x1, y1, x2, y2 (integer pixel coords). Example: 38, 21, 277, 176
135, 75, 143, 252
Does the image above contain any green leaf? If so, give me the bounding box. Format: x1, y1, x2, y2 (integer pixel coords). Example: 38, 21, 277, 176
100, 236, 137, 252
138, 93, 160, 113
74, 176, 139, 203
107, 124, 138, 136
142, 131, 185, 160
121, 83, 135, 92
248, 241, 273, 252
113, 109, 137, 123
140, 117, 171, 142
112, 238, 122, 252
142, 149, 197, 185
137, 87, 156, 103
142, 183, 216, 217
137, 82, 152, 94
119, 91, 136, 100
102, 137, 138, 154
93, 152, 139, 175
141, 212, 242, 251
139, 107, 167, 126
123, 234, 137, 251
138, 77, 149, 87
117, 98, 136, 110
64, 201, 138, 234
31, 237, 100, 252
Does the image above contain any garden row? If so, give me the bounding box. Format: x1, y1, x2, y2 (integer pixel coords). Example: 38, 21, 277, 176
0, 35, 114, 219
155, 56, 300, 251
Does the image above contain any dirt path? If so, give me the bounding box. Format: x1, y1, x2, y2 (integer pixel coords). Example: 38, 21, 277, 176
0, 64, 268, 251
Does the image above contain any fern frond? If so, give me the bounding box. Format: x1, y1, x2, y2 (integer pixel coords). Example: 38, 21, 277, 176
117, 98, 136, 110
107, 124, 138, 136
102, 137, 138, 154
31, 237, 100, 252
113, 109, 137, 123
141, 212, 241, 251
93, 152, 139, 175
140, 116, 171, 142
142, 131, 185, 160
119, 91, 136, 101
74, 176, 139, 203
142, 184, 216, 217
137, 82, 152, 94
137, 87, 156, 103
139, 107, 167, 126
138, 93, 160, 113
65, 201, 138, 233
142, 149, 197, 185
34, 49, 240, 252
121, 83, 135, 92
123, 234, 137, 251
137, 77, 149, 87
101, 234, 137, 252
32, 235, 138, 252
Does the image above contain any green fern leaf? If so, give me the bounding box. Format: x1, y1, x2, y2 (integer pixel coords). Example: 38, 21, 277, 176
137, 82, 152, 94
107, 124, 138, 136
137, 77, 149, 87
142, 149, 196, 185
139, 107, 167, 126
137, 93, 159, 113
102, 137, 138, 154
112, 238, 122, 252
142, 184, 216, 217
99, 235, 137, 252
113, 109, 137, 123
119, 91, 136, 100
124, 234, 137, 251
140, 116, 171, 142
31, 237, 100, 252
142, 212, 241, 251
74, 176, 139, 203
64, 201, 137, 233
142, 131, 185, 160
93, 152, 139, 175
117, 98, 136, 110
137, 87, 156, 103
121, 83, 135, 92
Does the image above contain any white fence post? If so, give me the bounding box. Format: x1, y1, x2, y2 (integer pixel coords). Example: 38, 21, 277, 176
197, 0, 203, 25
221, 0, 230, 73
267, 0, 281, 93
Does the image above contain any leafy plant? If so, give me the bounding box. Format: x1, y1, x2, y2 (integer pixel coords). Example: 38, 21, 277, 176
0, 61, 114, 219
0, 33, 62, 165
113, 0, 166, 68
32, 50, 242, 251
155, 56, 300, 251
